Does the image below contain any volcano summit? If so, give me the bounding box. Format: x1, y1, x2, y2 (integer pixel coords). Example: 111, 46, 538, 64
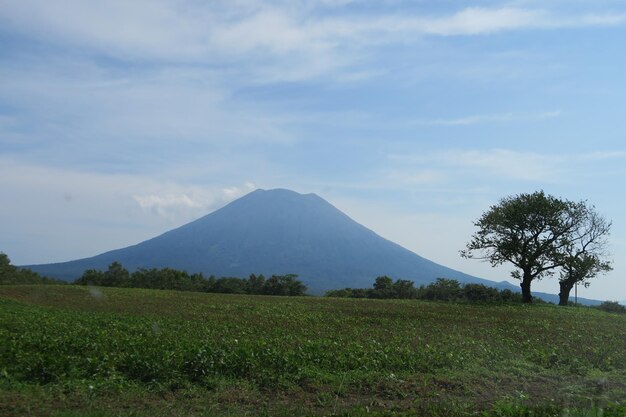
27, 188, 509, 293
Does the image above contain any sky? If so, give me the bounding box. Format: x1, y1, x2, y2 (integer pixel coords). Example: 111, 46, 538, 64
1, 0, 626, 301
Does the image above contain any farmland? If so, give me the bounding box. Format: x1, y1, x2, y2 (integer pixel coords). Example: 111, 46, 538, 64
1, 285, 625, 416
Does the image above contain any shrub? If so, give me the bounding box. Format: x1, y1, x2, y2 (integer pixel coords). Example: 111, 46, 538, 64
463, 283, 501, 303
421, 278, 462, 301
597, 301, 626, 314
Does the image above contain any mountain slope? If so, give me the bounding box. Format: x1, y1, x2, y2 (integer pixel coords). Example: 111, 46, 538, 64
25, 189, 522, 293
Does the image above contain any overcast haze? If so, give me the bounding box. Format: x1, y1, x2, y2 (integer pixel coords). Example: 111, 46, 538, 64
1, 0, 625, 301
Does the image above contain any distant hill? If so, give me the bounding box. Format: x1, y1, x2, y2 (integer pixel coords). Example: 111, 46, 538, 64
23, 188, 600, 303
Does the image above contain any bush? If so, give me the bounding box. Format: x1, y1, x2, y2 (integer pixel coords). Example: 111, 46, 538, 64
325, 288, 353, 298
0, 252, 63, 285
597, 301, 626, 314
324, 277, 528, 304
421, 278, 462, 301
262, 274, 307, 296
463, 283, 501, 303
74, 262, 307, 296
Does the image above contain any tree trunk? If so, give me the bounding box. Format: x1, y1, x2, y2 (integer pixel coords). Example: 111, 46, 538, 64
520, 271, 533, 303
558, 280, 574, 306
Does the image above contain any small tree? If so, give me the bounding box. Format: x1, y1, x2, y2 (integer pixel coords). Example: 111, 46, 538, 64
371, 276, 395, 298
463, 283, 501, 303
262, 274, 307, 296
0, 253, 17, 284
558, 208, 612, 305
393, 279, 418, 299
246, 274, 266, 295
597, 301, 626, 314
102, 262, 130, 287
213, 277, 248, 294
422, 278, 462, 301
75, 269, 106, 286
0, 253, 58, 285
461, 191, 588, 303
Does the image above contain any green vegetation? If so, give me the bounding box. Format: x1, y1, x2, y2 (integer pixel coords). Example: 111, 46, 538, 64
0, 253, 64, 286
597, 300, 626, 314
1, 285, 625, 416
75, 262, 307, 296
326, 277, 523, 303
461, 191, 612, 304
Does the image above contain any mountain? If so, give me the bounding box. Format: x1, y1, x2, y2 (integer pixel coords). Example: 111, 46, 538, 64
24, 188, 589, 302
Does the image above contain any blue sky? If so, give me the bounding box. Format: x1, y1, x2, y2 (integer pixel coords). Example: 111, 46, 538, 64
1, 0, 626, 301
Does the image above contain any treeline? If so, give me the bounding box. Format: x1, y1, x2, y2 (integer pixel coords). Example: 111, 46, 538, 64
75, 262, 308, 296
2, 252, 624, 311
326, 276, 524, 303
0, 253, 65, 285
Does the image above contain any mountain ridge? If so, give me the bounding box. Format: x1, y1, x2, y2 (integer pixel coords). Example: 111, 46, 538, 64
23, 188, 601, 304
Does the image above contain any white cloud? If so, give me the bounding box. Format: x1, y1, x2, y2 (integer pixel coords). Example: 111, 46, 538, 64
394, 7, 544, 36
389, 149, 557, 182
419, 113, 515, 126
133, 194, 204, 220
132, 182, 257, 220
440, 149, 555, 181
1, 2, 624, 82
223, 182, 258, 200
0, 156, 257, 263
0, 60, 295, 171
387, 148, 626, 186
412, 110, 561, 126
579, 151, 626, 161
383, 169, 446, 186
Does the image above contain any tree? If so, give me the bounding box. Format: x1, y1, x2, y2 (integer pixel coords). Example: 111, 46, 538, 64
102, 262, 130, 287
262, 274, 307, 296
462, 283, 501, 303
393, 279, 418, 299
0, 253, 17, 283
597, 300, 626, 314
1, 252, 60, 285
246, 274, 266, 294
213, 277, 248, 294
371, 276, 394, 298
75, 269, 106, 286
557, 208, 612, 305
461, 191, 588, 303
421, 278, 462, 301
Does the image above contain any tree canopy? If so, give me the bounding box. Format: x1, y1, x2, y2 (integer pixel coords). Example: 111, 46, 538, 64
74, 263, 308, 296
461, 191, 611, 303
0, 252, 63, 285
557, 207, 612, 305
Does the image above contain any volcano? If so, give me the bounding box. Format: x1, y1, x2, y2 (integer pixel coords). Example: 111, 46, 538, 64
26, 188, 514, 293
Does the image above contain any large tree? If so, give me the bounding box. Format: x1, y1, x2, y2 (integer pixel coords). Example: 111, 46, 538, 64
557, 208, 612, 305
461, 191, 588, 303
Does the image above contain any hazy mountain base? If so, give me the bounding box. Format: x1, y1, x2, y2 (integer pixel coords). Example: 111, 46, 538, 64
1, 286, 625, 417
22, 189, 530, 294
21, 189, 605, 305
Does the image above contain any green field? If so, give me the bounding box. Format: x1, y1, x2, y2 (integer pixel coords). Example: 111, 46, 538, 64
1, 285, 625, 416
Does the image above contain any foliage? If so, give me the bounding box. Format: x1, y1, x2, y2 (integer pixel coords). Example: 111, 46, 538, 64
74, 262, 307, 296
370, 275, 396, 298
420, 278, 462, 301
461, 191, 611, 304
327, 277, 521, 303
597, 301, 626, 314
0, 252, 64, 285
462, 283, 502, 303
0, 285, 625, 416
558, 208, 612, 305
262, 274, 308, 296
326, 276, 420, 299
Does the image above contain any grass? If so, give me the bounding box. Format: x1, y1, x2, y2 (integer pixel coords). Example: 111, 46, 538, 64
1, 285, 625, 416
